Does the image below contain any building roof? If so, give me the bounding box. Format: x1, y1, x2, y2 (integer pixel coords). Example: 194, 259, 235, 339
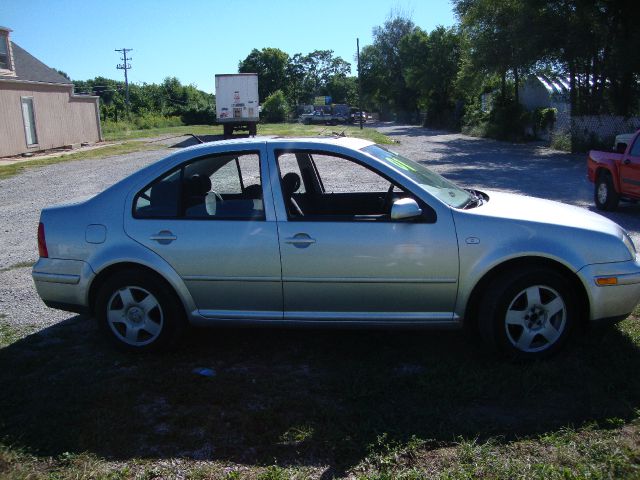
6, 41, 72, 85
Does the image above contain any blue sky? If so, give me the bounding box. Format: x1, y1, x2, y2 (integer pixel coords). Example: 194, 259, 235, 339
3, 0, 455, 93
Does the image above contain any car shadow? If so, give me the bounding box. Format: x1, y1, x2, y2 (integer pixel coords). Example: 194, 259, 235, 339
1, 315, 639, 474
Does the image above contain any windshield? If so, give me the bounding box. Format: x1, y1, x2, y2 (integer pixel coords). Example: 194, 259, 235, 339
362, 144, 473, 208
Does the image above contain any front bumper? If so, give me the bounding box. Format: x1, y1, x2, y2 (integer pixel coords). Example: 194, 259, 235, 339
32, 258, 94, 314
578, 257, 640, 322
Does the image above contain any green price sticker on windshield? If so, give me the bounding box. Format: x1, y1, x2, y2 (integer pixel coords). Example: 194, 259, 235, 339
387, 156, 417, 172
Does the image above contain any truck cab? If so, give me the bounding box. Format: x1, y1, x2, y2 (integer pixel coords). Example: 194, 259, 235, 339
587, 129, 640, 211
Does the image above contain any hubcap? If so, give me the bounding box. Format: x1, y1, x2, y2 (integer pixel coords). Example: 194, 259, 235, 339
106, 286, 163, 346
597, 182, 608, 204
504, 285, 566, 353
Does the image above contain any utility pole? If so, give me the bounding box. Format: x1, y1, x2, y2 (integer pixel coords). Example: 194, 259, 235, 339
357, 38, 363, 130
115, 48, 132, 107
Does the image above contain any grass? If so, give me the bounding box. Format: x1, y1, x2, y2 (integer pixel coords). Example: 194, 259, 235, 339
0, 142, 163, 180
103, 122, 394, 144
0, 308, 640, 479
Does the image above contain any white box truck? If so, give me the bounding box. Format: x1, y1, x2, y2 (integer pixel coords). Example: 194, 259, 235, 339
215, 73, 259, 137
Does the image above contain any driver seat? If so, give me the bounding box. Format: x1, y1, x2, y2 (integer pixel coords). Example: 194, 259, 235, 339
281, 172, 304, 217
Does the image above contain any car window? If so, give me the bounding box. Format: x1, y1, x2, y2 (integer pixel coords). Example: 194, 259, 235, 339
133, 169, 181, 218
362, 144, 473, 208
630, 138, 640, 157
277, 153, 306, 193
134, 151, 264, 220
311, 153, 391, 193
275, 150, 430, 222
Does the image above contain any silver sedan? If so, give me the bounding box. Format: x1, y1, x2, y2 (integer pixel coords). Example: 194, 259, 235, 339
32, 136, 640, 359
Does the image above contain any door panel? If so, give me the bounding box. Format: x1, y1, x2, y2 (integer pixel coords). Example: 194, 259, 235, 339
273, 147, 459, 322
124, 149, 282, 318
278, 216, 459, 322
124, 219, 282, 316
620, 139, 640, 197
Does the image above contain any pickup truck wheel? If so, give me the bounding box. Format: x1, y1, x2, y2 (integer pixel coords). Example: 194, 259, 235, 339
595, 172, 619, 211
96, 270, 186, 352
478, 267, 576, 359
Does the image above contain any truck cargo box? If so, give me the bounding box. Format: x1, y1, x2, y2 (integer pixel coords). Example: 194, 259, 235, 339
215, 73, 259, 124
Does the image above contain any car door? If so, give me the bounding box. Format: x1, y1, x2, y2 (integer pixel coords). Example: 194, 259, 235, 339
124, 147, 282, 320
619, 136, 640, 198
269, 144, 460, 325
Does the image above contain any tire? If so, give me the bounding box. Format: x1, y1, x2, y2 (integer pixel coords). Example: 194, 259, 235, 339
594, 171, 619, 211
95, 269, 186, 352
478, 267, 577, 359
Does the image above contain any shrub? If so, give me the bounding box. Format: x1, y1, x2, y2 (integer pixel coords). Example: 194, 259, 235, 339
181, 106, 216, 125
550, 132, 571, 152
261, 90, 289, 123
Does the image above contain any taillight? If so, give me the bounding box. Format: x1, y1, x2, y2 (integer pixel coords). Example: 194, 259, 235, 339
38, 222, 48, 258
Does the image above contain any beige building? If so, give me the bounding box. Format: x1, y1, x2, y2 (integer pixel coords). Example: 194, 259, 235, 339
0, 26, 102, 157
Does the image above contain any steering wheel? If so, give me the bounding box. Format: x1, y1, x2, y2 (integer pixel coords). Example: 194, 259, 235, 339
382, 183, 395, 212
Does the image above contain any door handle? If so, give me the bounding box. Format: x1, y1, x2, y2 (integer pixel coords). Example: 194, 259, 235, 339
149, 230, 177, 244
624, 159, 631, 165
285, 233, 316, 248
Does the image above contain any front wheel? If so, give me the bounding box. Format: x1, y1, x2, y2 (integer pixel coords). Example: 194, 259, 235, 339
478, 267, 577, 359
594, 172, 619, 211
96, 270, 186, 351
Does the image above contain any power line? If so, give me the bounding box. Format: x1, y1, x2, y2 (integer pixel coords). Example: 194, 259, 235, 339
115, 47, 132, 106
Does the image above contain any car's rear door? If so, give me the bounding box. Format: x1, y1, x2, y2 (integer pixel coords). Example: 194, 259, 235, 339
124, 145, 282, 320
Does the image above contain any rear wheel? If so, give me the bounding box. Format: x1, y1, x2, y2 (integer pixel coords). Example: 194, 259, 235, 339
594, 171, 619, 211
96, 270, 186, 351
478, 267, 577, 359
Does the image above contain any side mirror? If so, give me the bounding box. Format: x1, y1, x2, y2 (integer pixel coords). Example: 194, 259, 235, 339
391, 198, 423, 220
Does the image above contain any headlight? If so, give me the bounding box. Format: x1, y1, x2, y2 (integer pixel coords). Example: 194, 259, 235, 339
622, 231, 636, 258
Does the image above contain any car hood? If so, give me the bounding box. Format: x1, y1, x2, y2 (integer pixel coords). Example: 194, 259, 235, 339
470, 190, 623, 236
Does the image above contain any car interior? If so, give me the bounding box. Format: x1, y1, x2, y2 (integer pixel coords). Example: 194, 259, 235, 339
134, 150, 435, 222
134, 153, 265, 220
277, 151, 434, 222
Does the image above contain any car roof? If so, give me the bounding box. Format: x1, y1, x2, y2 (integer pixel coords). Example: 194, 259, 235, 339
178, 135, 375, 156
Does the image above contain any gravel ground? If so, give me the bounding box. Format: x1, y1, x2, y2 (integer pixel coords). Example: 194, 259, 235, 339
2, 125, 640, 332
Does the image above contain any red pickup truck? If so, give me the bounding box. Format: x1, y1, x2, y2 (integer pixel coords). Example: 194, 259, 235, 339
587, 129, 640, 211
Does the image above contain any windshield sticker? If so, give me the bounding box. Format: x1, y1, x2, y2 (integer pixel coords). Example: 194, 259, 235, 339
386, 156, 417, 172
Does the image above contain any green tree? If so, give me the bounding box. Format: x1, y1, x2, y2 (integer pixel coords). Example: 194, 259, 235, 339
261, 90, 289, 122
400, 26, 461, 128
325, 75, 358, 105
360, 14, 419, 121
238, 48, 290, 102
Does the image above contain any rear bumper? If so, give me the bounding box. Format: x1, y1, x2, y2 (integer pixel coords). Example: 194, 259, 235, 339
578, 258, 640, 322
32, 258, 94, 313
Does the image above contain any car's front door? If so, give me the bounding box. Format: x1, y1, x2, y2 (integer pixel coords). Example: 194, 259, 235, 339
619, 136, 640, 198
271, 148, 459, 325
124, 147, 282, 320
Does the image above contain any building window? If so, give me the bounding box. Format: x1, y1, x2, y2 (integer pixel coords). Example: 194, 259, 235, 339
21, 97, 38, 146
0, 33, 9, 70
